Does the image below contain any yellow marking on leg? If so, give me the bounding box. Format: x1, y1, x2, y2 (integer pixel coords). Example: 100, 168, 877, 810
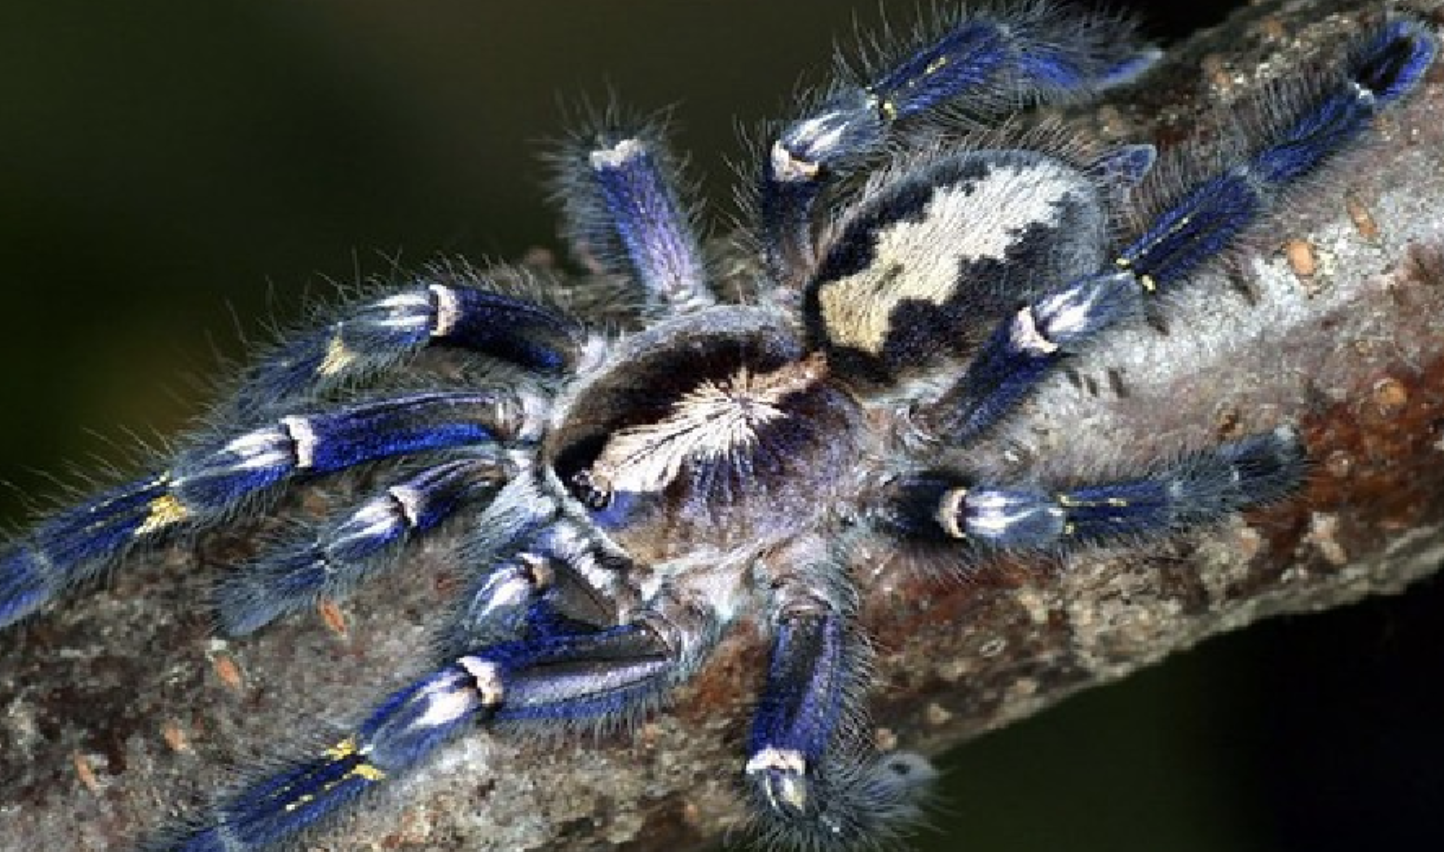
351, 762, 386, 782
1114, 257, 1157, 293
323, 736, 387, 781
324, 737, 360, 760
276, 736, 388, 812
135, 492, 190, 536
317, 333, 355, 376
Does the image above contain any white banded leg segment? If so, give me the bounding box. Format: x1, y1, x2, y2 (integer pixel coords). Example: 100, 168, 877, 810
448, 581, 724, 727
474, 607, 708, 726
578, 133, 713, 312
746, 599, 851, 822
889, 428, 1305, 548
214, 455, 511, 636
950, 487, 1069, 547
165, 392, 517, 519
759, 5, 1156, 289
445, 507, 648, 655
746, 583, 934, 847
158, 600, 708, 852
422, 283, 589, 370
157, 656, 503, 851
0, 407, 351, 630
176, 616, 694, 852
746, 747, 810, 816
1114, 22, 1437, 292
444, 550, 558, 654
927, 270, 1139, 444
232, 282, 586, 417
7, 390, 526, 635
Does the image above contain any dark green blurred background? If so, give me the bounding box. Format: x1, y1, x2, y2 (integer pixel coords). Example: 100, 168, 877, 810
2, 2, 1441, 849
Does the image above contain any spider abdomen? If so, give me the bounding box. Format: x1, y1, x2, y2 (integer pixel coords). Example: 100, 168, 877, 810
805, 149, 1110, 384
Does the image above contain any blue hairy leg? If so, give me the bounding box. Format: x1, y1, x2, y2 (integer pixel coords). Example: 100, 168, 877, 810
746, 571, 935, 848
230, 282, 587, 418
1115, 19, 1438, 287
0, 390, 522, 628
884, 428, 1306, 548
552, 119, 714, 313
928, 18, 1438, 444
760, 2, 1158, 287
151, 588, 710, 852
214, 454, 510, 635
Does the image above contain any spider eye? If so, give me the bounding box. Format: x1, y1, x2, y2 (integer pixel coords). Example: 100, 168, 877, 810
569, 469, 612, 510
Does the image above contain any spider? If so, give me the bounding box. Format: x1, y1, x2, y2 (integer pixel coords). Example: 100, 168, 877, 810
0, 2, 1438, 850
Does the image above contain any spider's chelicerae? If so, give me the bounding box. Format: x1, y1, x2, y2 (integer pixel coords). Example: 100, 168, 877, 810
1, 3, 1438, 850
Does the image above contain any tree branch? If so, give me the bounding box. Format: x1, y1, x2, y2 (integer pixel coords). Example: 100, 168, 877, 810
3, 0, 1443, 849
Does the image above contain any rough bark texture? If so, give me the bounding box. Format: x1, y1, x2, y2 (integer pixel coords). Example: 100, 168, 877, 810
3, 0, 1443, 849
